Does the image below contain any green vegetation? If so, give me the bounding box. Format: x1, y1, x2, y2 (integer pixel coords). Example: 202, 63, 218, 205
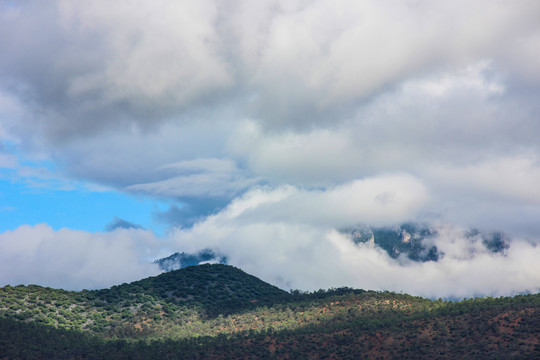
1, 264, 538, 359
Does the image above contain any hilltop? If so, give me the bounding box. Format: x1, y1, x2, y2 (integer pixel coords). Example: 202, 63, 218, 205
92, 263, 290, 317
0, 264, 538, 359
0, 264, 291, 338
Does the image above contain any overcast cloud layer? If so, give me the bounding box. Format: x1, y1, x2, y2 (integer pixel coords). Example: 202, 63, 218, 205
1, 0, 539, 296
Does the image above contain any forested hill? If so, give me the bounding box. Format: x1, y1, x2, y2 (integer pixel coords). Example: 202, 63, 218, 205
0, 264, 539, 359
92, 263, 290, 316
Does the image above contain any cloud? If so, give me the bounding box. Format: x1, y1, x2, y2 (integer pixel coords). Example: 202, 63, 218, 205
229, 122, 363, 187
1, 1, 539, 140
428, 156, 540, 204
126, 158, 259, 198
2, 1, 540, 199
0, 153, 16, 169
332, 229, 540, 299
153, 199, 230, 229
0, 1, 234, 140
0, 224, 162, 290
170, 195, 540, 298
227, 174, 428, 228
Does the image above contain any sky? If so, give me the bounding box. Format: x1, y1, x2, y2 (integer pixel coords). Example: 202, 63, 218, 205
0, 0, 539, 298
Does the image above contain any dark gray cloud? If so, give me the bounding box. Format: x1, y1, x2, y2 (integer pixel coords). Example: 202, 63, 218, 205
154, 198, 229, 229
2, 1, 539, 141
0, 1, 237, 141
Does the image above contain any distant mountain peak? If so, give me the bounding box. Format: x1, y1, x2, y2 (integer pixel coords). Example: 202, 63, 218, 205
342, 222, 510, 262
155, 249, 227, 271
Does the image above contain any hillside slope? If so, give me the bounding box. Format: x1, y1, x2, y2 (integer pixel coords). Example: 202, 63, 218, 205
92, 263, 290, 316
0, 264, 538, 359
0, 264, 291, 338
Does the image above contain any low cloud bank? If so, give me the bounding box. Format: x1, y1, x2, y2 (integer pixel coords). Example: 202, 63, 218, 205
171, 184, 540, 299
0, 178, 538, 298
0, 224, 161, 290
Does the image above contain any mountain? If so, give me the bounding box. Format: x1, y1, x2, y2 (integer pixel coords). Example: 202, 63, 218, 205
0, 264, 291, 338
342, 223, 510, 262
155, 249, 227, 271
1, 264, 538, 359
93, 263, 289, 317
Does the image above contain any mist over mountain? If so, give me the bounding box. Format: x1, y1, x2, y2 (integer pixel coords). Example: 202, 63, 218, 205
155, 224, 511, 275
155, 249, 227, 272
341, 223, 510, 263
